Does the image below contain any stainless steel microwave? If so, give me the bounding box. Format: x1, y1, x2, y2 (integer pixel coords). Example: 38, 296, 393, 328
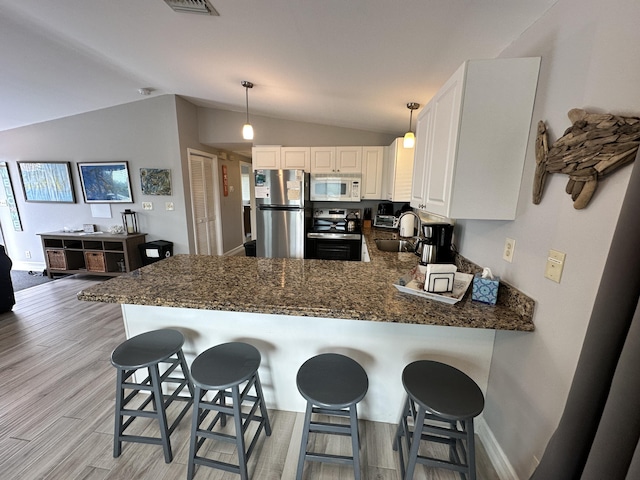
309, 174, 361, 202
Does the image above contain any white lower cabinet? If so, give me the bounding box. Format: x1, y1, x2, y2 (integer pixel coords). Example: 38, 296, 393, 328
411, 57, 541, 220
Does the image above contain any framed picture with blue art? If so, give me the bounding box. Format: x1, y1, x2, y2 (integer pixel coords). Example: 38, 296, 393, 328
77, 161, 133, 203
17, 161, 76, 203
140, 168, 172, 195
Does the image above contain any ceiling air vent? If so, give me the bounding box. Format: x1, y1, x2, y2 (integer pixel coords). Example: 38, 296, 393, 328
164, 0, 219, 15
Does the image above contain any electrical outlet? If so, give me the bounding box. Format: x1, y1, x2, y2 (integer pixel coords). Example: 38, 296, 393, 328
25, 250, 31, 259
142, 202, 153, 210
544, 249, 566, 283
165, 202, 174, 211
503, 238, 515, 262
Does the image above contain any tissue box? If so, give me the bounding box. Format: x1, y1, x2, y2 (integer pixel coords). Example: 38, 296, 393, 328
472, 274, 500, 305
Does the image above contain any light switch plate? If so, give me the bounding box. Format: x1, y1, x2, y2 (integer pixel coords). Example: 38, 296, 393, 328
545, 249, 566, 283
165, 202, 174, 211
142, 202, 153, 210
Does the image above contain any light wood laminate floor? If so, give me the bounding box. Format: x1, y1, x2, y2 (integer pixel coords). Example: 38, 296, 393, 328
0, 276, 500, 480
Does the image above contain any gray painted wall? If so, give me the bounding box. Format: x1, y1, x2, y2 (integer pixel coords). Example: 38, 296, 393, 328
0, 95, 191, 269
198, 108, 397, 147
457, 0, 640, 477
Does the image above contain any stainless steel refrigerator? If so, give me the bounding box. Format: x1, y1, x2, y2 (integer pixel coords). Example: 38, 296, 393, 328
254, 169, 310, 258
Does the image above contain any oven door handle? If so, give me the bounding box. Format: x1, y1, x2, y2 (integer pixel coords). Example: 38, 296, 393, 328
307, 232, 362, 240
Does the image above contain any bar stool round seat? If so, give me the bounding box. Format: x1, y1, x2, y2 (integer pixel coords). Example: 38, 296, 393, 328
187, 342, 271, 480
394, 360, 484, 480
112, 329, 186, 370
111, 328, 193, 464
296, 353, 368, 480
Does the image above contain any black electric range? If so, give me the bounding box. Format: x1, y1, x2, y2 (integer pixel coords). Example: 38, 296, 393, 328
306, 208, 362, 261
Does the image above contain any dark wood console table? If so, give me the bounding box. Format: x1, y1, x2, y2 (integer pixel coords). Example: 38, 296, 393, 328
38, 231, 146, 278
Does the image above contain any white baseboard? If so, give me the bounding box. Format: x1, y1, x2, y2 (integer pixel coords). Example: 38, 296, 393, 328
11, 260, 46, 272
476, 416, 520, 480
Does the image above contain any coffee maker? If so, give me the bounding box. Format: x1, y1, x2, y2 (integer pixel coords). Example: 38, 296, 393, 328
416, 223, 454, 265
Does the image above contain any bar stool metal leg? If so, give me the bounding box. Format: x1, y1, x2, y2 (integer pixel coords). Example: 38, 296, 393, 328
150, 362, 173, 462
349, 403, 362, 480
296, 403, 314, 480
404, 403, 427, 480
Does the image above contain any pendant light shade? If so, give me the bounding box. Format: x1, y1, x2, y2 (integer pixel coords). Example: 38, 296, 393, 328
241, 81, 254, 140
242, 123, 254, 140
403, 102, 420, 148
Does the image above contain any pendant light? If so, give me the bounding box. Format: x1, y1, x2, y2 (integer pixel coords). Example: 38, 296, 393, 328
403, 102, 420, 148
241, 80, 254, 140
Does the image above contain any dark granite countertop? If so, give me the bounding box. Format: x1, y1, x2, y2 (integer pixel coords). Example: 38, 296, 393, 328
77, 228, 535, 331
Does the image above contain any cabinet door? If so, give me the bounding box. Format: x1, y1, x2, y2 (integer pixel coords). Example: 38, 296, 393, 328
387, 139, 415, 202
335, 146, 362, 173
411, 103, 433, 209
310, 147, 336, 173
281, 147, 310, 172
422, 64, 464, 216
361, 146, 384, 199
252, 146, 281, 170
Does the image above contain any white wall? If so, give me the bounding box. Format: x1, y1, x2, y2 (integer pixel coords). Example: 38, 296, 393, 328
0, 95, 191, 269
456, 0, 640, 477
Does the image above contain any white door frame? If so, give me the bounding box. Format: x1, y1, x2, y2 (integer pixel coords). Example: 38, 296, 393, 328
239, 161, 253, 241
187, 148, 223, 256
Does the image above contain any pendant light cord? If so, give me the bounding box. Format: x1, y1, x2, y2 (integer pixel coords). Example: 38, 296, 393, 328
245, 85, 250, 123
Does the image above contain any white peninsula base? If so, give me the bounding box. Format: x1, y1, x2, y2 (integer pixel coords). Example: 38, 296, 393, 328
121, 304, 496, 424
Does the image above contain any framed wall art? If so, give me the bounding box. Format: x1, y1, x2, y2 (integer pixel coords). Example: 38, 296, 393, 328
0, 162, 22, 231
77, 161, 133, 203
17, 161, 76, 203
140, 168, 172, 195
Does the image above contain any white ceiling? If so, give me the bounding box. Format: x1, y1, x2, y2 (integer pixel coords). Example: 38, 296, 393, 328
0, 0, 558, 136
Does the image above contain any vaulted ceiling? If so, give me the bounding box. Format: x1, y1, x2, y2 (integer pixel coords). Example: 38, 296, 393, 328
0, 0, 558, 135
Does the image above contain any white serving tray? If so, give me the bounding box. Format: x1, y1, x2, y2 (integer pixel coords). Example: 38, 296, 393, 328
393, 272, 474, 305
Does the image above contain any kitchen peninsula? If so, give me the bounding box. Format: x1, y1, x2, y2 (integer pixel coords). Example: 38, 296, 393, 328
78, 231, 534, 422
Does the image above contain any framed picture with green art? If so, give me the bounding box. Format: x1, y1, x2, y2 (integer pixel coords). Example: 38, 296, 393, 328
140, 168, 172, 195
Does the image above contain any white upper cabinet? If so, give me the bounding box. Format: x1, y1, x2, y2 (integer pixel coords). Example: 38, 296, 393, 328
253, 146, 310, 171
252, 146, 281, 170
385, 138, 415, 202
335, 147, 362, 173
410, 57, 541, 220
361, 146, 384, 199
310, 147, 336, 173
281, 147, 311, 171
310, 146, 362, 173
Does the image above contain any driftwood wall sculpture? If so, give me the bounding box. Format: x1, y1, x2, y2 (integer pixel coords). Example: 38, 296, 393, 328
533, 108, 640, 209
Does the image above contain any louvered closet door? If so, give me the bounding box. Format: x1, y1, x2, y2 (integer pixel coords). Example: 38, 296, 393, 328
189, 154, 219, 255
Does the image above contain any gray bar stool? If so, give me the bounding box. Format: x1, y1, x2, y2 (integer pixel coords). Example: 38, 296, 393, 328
393, 360, 485, 480
111, 328, 194, 463
187, 342, 271, 480
296, 353, 369, 480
